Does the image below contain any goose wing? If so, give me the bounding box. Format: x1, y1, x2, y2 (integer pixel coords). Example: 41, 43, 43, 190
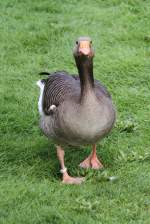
41, 71, 79, 115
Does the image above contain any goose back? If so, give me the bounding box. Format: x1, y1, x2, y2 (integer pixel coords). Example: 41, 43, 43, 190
41, 71, 111, 116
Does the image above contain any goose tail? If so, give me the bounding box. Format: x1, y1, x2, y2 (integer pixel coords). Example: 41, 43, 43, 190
39, 72, 51, 76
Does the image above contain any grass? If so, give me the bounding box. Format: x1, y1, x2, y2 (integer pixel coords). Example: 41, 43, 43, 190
0, 0, 150, 223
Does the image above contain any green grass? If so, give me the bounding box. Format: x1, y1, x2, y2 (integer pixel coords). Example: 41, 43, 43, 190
0, 0, 150, 223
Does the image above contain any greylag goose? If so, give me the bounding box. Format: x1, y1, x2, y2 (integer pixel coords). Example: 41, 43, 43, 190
37, 37, 116, 184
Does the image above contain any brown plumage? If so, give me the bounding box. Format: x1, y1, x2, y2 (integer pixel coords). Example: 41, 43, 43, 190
37, 37, 116, 184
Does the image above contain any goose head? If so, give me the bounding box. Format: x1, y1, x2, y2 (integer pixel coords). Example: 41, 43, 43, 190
73, 37, 95, 95
73, 37, 94, 59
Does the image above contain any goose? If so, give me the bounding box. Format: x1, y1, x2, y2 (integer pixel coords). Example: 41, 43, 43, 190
37, 37, 116, 184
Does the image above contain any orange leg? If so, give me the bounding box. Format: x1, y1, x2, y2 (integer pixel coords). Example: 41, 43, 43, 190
79, 144, 103, 169
56, 145, 85, 184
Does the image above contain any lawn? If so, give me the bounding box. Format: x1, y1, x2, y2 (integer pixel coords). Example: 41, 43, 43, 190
0, 0, 150, 223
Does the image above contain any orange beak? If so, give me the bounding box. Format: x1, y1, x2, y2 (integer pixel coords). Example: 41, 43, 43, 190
79, 40, 91, 56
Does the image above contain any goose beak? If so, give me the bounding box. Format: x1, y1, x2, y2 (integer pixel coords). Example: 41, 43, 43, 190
79, 41, 91, 56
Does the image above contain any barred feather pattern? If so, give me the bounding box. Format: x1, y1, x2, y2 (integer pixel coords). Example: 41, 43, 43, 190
42, 72, 79, 115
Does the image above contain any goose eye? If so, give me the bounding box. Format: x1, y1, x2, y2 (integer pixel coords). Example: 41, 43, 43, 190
76, 41, 78, 44
90, 41, 92, 44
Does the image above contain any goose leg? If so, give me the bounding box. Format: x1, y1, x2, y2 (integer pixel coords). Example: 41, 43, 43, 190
56, 145, 85, 184
79, 144, 103, 169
